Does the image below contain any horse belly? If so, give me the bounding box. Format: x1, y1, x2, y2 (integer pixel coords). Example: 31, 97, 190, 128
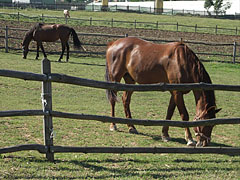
127, 58, 168, 84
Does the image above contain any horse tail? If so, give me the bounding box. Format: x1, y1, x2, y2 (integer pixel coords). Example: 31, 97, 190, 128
105, 41, 118, 103
70, 28, 86, 51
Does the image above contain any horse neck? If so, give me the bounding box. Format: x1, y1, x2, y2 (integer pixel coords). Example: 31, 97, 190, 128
192, 60, 216, 116
22, 32, 33, 48
193, 90, 216, 116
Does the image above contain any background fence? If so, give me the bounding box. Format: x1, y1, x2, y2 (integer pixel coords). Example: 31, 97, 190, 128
0, 12, 240, 36
0, 25, 239, 64
0, 58, 240, 162
1, 1, 240, 19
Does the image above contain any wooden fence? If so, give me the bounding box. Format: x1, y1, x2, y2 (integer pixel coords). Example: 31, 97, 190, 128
0, 58, 240, 162
0, 12, 240, 35
0, 26, 239, 64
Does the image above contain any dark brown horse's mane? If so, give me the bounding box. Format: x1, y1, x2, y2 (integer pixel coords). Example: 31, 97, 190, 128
22, 23, 44, 46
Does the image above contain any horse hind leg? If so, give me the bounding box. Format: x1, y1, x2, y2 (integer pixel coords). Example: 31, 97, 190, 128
109, 95, 117, 131
66, 42, 69, 62
122, 73, 138, 134
58, 42, 66, 62
162, 94, 176, 142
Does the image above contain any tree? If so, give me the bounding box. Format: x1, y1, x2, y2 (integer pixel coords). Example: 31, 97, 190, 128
204, 0, 232, 16
204, 0, 213, 15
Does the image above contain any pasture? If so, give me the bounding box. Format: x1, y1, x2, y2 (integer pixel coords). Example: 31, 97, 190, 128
0, 50, 240, 179
0, 8, 240, 35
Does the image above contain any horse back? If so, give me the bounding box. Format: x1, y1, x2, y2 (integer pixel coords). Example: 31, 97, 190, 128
106, 37, 200, 84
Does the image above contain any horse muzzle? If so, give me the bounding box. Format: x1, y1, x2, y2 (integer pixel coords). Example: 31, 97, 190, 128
195, 133, 211, 147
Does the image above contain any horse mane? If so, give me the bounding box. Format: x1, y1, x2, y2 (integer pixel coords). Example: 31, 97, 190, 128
188, 46, 216, 107
22, 23, 44, 46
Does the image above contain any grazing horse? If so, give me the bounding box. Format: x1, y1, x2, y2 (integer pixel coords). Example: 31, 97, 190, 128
63, 10, 70, 18
105, 37, 221, 147
22, 23, 86, 62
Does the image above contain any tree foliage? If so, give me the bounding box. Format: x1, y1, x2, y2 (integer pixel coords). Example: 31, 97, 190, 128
204, 0, 232, 15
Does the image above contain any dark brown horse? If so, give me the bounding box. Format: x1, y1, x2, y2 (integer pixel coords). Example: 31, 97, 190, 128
105, 37, 221, 147
21, 23, 86, 62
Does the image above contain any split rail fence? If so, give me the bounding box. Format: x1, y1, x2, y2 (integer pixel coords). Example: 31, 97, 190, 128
0, 26, 240, 64
0, 58, 240, 162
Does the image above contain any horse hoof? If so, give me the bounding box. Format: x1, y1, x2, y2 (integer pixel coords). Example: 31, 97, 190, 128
58, 60, 61, 62
110, 124, 117, 131
129, 128, 138, 134
162, 136, 171, 142
187, 139, 196, 146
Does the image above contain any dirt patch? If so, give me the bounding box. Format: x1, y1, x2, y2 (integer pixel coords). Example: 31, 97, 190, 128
1, 19, 239, 61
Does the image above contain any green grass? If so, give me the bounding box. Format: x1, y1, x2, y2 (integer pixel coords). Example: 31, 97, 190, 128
0, 51, 240, 179
0, 8, 239, 35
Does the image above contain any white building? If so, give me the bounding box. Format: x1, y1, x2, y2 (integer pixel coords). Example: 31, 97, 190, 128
90, 0, 240, 15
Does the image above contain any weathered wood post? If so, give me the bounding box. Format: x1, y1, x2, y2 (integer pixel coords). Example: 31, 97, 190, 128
5, 26, 8, 53
41, 58, 54, 162
233, 42, 237, 64
42, 13, 44, 23
17, 12, 20, 23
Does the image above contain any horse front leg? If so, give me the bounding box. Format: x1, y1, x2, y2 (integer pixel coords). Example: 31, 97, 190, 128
36, 44, 40, 60
58, 43, 66, 62
162, 95, 176, 142
122, 74, 138, 134
173, 91, 196, 146
40, 44, 47, 58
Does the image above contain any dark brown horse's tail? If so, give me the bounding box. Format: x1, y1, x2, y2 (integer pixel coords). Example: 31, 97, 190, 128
71, 28, 86, 51
105, 41, 118, 103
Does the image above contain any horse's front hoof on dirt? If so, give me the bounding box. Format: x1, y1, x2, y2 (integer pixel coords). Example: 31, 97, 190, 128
110, 124, 117, 131
187, 139, 196, 146
162, 136, 171, 142
129, 127, 138, 134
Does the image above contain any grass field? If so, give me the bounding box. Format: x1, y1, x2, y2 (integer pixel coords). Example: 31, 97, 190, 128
0, 8, 240, 35
0, 50, 240, 179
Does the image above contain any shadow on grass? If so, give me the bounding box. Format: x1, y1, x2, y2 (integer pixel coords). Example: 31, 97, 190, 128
2, 154, 239, 179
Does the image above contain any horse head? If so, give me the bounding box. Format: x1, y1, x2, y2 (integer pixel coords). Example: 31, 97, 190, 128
21, 42, 29, 59
193, 106, 221, 147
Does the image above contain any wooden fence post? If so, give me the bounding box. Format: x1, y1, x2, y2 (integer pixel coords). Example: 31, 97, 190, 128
134, 20, 137, 29
90, 17, 92, 26
233, 42, 236, 64
17, 12, 20, 23
42, 13, 44, 23
195, 24, 197, 33
215, 25, 218, 34
41, 58, 54, 162
5, 26, 8, 53
156, 21, 158, 29
176, 22, 178, 32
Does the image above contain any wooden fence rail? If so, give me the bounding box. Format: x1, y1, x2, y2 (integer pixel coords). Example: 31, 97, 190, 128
0, 58, 240, 161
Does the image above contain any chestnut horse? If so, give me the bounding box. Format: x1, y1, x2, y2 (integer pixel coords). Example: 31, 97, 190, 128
22, 23, 86, 62
105, 37, 221, 147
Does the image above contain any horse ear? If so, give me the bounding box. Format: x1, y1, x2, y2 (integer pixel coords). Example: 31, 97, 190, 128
215, 108, 222, 114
